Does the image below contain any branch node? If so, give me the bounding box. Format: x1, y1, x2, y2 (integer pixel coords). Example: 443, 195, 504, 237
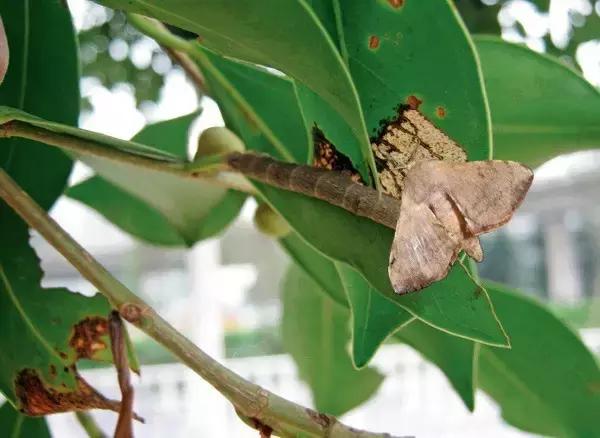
119, 303, 149, 324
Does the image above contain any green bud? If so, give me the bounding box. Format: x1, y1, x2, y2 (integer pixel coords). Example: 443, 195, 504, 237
194, 126, 245, 161
254, 203, 291, 238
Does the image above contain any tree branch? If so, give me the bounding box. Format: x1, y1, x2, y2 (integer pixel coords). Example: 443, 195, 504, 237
0, 168, 396, 438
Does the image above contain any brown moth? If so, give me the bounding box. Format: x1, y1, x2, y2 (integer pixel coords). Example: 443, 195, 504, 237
388, 159, 533, 294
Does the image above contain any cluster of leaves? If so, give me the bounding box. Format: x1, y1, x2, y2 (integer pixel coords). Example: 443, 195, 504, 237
0, 0, 599, 436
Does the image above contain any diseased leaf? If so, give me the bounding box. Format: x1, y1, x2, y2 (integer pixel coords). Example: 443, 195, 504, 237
476, 36, 600, 165
0, 214, 123, 416
329, 0, 491, 161
77, 113, 246, 246
479, 282, 600, 437
281, 264, 383, 416
0, 402, 51, 437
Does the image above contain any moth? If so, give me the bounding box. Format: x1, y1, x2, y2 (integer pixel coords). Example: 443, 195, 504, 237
388, 159, 533, 294
227, 106, 533, 294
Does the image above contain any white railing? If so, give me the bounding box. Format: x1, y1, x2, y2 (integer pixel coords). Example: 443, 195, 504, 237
45, 329, 600, 437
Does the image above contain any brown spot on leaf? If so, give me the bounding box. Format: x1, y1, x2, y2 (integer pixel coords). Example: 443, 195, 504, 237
388, 0, 404, 8
436, 106, 447, 118
305, 408, 334, 429
49, 365, 56, 378
58, 352, 68, 360
406, 95, 422, 110
368, 35, 380, 49
15, 369, 122, 416
69, 317, 109, 360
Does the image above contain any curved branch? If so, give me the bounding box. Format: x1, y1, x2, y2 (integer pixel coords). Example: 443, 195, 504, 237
0, 168, 397, 438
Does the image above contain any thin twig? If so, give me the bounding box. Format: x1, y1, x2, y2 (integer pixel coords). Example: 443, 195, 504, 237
75, 411, 107, 438
0, 168, 396, 438
109, 311, 135, 438
162, 45, 208, 94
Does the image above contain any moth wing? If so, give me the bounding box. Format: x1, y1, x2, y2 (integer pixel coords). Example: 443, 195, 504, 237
437, 160, 533, 235
389, 197, 461, 294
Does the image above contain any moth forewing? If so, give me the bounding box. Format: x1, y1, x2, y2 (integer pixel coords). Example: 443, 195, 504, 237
388, 159, 533, 294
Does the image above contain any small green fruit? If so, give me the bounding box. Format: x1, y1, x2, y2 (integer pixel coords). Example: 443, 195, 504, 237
254, 203, 291, 238
194, 126, 245, 160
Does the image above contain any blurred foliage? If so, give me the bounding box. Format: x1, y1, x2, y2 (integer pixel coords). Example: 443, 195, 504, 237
456, 0, 600, 70
77, 8, 169, 112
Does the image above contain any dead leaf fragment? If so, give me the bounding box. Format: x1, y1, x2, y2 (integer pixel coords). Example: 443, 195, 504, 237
15, 369, 122, 416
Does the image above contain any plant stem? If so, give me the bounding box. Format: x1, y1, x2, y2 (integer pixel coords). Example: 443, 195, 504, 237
75, 411, 107, 438
0, 168, 395, 438
162, 45, 208, 94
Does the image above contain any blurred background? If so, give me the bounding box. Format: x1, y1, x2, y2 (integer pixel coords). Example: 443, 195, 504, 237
16, 0, 600, 436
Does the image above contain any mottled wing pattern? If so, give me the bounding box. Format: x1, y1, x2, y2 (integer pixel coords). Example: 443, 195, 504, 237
371, 108, 467, 199
389, 197, 461, 294
389, 159, 533, 294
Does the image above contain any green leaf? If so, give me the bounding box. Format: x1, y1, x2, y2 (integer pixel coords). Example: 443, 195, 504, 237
0, 0, 79, 209
335, 263, 413, 368
279, 232, 347, 306
281, 264, 383, 416
0, 402, 50, 437
67, 176, 185, 246
479, 281, 600, 437
394, 322, 476, 411
200, 50, 308, 163
328, 0, 491, 161
78, 113, 246, 246
102, 0, 376, 179
280, 234, 476, 411
476, 36, 600, 165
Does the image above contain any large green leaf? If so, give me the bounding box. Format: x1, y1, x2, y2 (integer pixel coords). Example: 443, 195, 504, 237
76, 113, 246, 246
479, 282, 600, 437
0, 402, 50, 437
476, 36, 600, 165
281, 264, 383, 416
100, 0, 375, 179
0, 0, 78, 210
